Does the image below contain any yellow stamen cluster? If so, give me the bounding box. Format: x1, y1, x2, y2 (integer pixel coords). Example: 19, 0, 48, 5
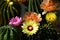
9, 2, 13, 6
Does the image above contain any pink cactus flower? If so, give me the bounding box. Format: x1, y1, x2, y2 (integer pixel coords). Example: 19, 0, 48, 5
9, 16, 22, 27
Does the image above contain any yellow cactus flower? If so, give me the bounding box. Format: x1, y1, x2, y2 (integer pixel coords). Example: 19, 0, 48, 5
21, 20, 39, 36
45, 12, 57, 22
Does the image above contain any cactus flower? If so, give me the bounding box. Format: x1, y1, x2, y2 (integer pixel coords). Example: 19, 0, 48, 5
40, 0, 57, 12
9, 16, 22, 27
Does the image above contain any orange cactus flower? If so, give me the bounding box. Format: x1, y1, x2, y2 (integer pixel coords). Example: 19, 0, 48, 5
23, 12, 42, 23
40, 0, 57, 12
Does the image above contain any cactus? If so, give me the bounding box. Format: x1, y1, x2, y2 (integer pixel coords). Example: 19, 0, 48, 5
27, 0, 42, 13
0, 25, 19, 40
0, 0, 21, 26
39, 24, 58, 40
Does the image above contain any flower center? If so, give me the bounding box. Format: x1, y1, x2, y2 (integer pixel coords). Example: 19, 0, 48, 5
13, 19, 17, 24
14, 19, 17, 22
27, 25, 33, 31
49, 17, 53, 20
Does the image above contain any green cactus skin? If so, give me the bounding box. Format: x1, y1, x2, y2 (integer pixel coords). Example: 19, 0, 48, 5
0, 0, 21, 26
0, 25, 19, 40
